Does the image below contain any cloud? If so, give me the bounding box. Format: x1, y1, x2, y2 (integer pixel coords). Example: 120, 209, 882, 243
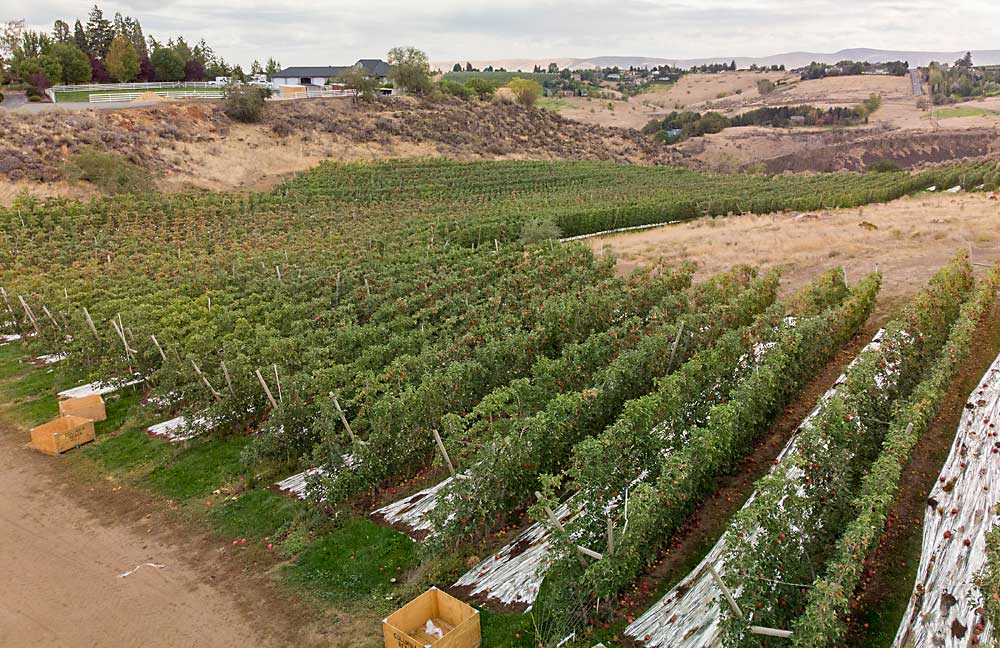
8, 0, 1000, 67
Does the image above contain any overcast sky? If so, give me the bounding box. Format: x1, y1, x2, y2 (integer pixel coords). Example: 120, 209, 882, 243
9, 0, 1000, 67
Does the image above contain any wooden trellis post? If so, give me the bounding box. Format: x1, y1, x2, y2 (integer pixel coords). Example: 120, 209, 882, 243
0, 287, 16, 323
535, 491, 598, 567
191, 360, 222, 400
666, 321, 685, 373
432, 429, 456, 477
17, 295, 40, 334
255, 368, 278, 408
83, 307, 100, 341
220, 360, 235, 395
150, 334, 167, 362
708, 564, 792, 639
272, 364, 283, 403
110, 317, 135, 360
41, 305, 61, 331
331, 394, 358, 444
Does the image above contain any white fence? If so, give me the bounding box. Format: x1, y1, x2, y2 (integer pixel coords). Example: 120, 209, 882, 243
52, 81, 216, 93
88, 90, 224, 103
306, 88, 357, 98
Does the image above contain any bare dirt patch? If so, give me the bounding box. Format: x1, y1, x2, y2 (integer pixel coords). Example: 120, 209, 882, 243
0, 416, 339, 648
588, 192, 1000, 305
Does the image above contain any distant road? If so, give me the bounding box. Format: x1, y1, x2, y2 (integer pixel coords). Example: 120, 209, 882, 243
910, 69, 923, 96
12, 100, 163, 112
0, 92, 27, 110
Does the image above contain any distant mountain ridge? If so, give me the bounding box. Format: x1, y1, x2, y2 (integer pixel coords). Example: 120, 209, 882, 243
435, 48, 1000, 72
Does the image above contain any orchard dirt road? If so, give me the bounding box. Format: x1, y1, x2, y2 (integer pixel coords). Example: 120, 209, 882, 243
0, 418, 329, 648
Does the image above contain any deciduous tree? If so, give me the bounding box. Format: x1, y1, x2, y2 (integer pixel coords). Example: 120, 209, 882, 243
16, 54, 61, 86
509, 77, 542, 107
465, 77, 498, 100
0, 19, 25, 60
338, 64, 380, 101
150, 46, 184, 81
105, 34, 139, 82
387, 46, 432, 94
50, 42, 92, 83
183, 58, 205, 81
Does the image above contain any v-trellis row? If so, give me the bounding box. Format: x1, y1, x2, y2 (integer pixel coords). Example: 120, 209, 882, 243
892, 350, 1000, 646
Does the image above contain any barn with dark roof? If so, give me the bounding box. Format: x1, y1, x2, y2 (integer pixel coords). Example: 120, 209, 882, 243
271, 59, 391, 88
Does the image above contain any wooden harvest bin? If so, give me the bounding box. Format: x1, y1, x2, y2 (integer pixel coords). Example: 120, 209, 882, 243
31, 415, 96, 455
58, 394, 107, 422
383, 587, 480, 648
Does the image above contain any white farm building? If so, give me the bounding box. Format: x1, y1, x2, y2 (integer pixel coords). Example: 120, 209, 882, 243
271, 59, 391, 88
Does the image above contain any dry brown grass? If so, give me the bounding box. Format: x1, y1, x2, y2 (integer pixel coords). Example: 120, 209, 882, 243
588, 192, 1000, 305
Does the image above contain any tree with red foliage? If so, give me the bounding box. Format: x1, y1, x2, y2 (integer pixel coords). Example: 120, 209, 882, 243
137, 56, 155, 81
184, 58, 206, 82
27, 72, 53, 92
89, 55, 111, 83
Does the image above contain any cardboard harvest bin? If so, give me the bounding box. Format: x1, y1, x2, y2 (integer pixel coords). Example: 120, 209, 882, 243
383, 587, 480, 648
30, 415, 96, 455
58, 394, 107, 422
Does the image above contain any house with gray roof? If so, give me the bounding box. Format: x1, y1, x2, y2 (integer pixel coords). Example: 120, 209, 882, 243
272, 59, 391, 88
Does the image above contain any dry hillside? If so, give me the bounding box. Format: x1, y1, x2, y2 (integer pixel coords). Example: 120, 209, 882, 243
0, 96, 675, 199
550, 71, 1000, 173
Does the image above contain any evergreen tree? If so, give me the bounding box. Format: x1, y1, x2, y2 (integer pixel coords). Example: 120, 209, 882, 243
250, 59, 263, 75
205, 57, 228, 79
73, 19, 88, 54
264, 57, 280, 79
52, 20, 71, 43
170, 36, 193, 63
192, 38, 212, 65
452, 63, 461, 72
123, 17, 147, 60
85, 5, 113, 58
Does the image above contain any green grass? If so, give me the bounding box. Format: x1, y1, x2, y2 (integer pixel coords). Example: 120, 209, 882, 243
926, 106, 1000, 119
209, 488, 300, 540
480, 609, 537, 647
0, 364, 59, 400
538, 97, 574, 112
54, 86, 221, 103
442, 71, 558, 85
639, 81, 674, 94
87, 427, 167, 474
145, 436, 250, 500
7, 394, 59, 427
284, 517, 418, 606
